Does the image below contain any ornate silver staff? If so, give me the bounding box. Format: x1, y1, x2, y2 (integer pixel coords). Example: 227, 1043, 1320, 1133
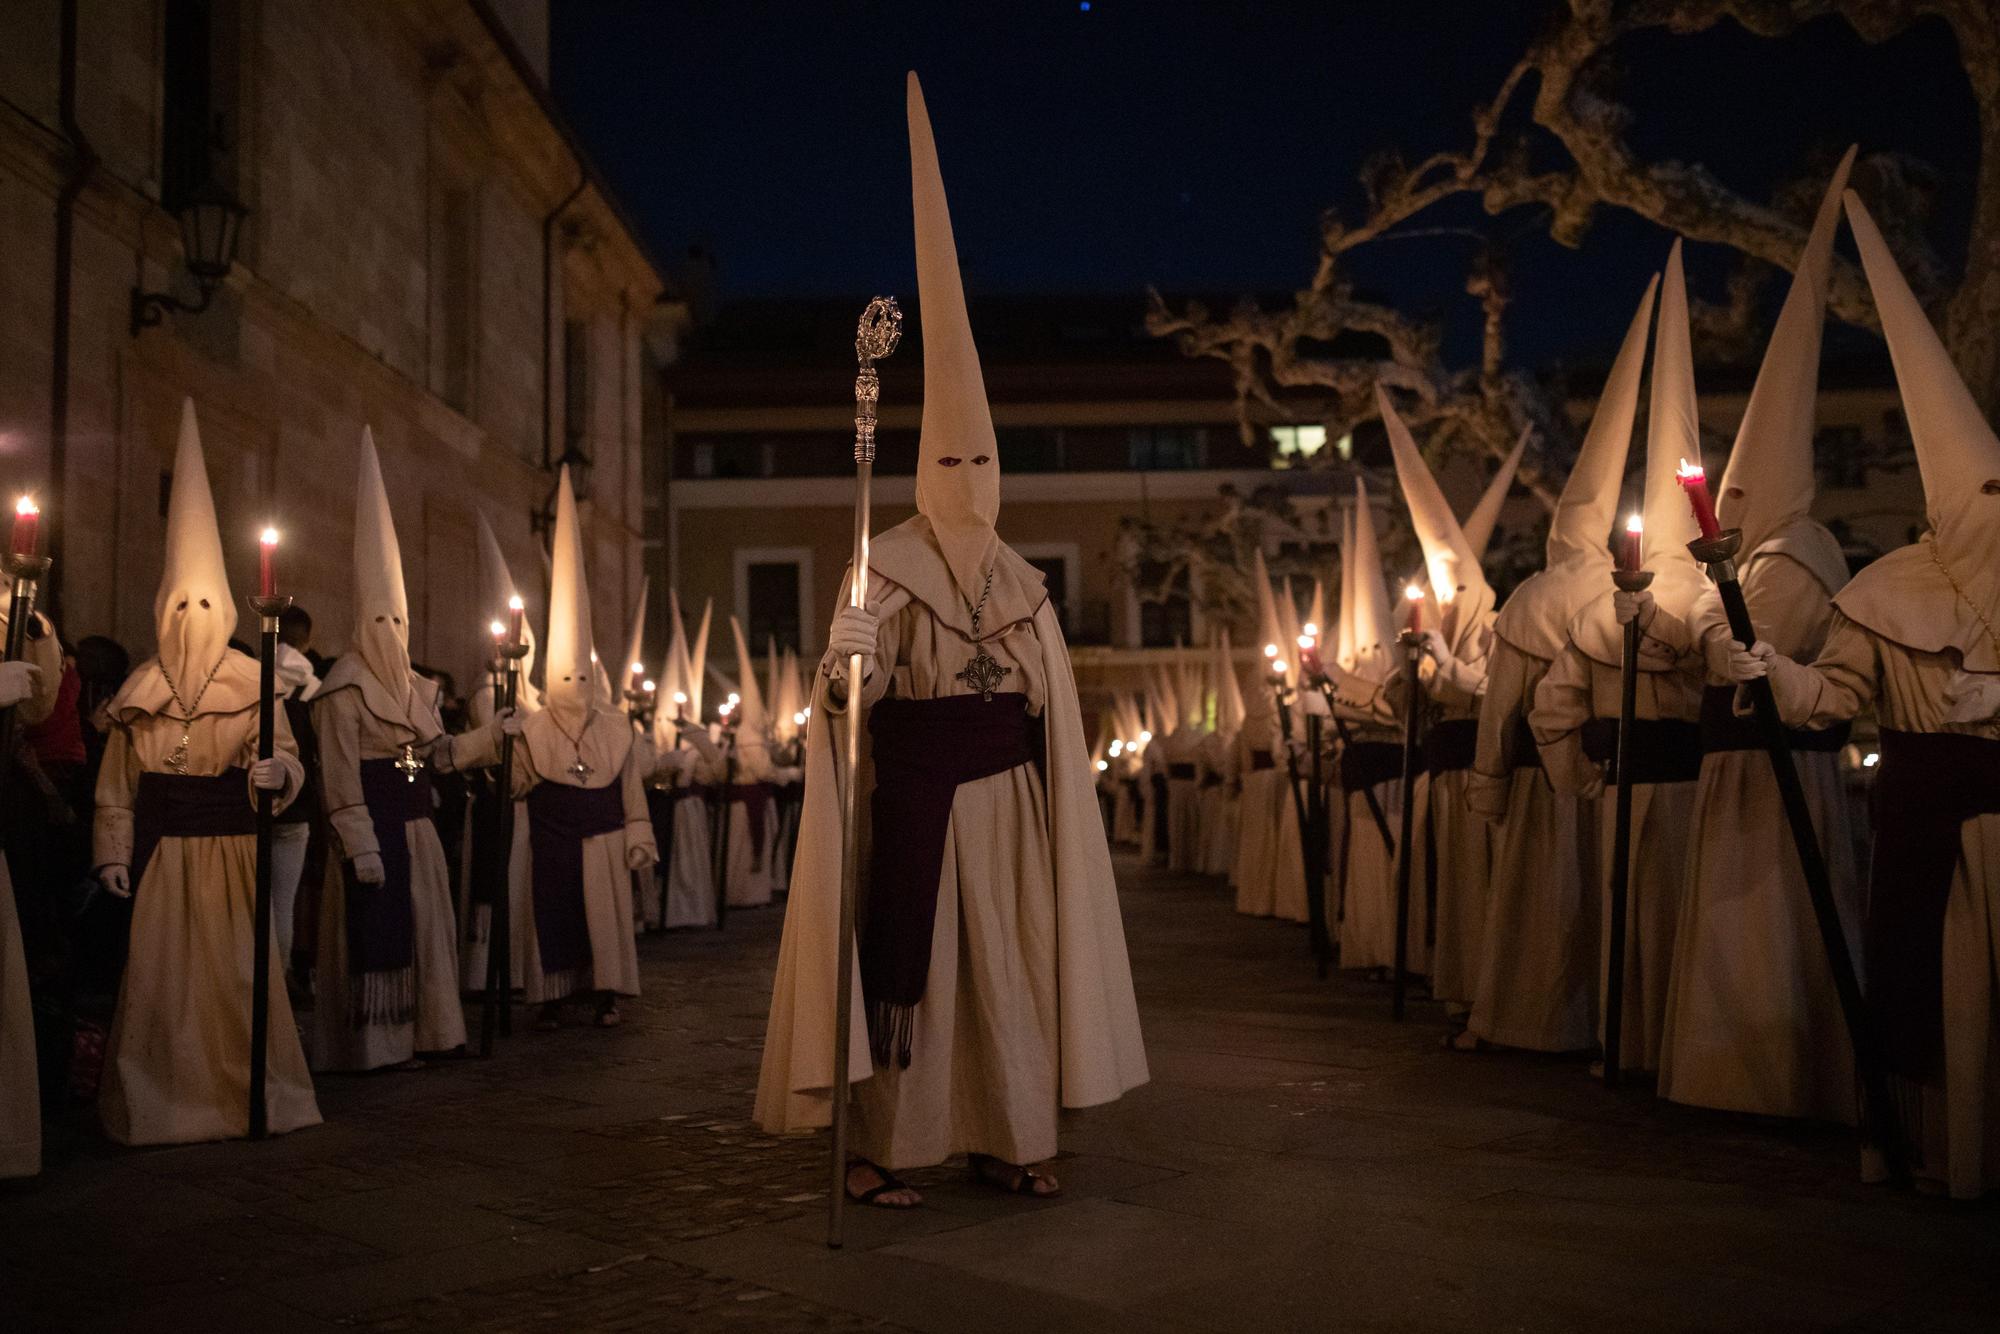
829, 295, 902, 1249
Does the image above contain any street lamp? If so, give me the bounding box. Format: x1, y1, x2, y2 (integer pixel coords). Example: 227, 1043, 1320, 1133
131, 177, 248, 336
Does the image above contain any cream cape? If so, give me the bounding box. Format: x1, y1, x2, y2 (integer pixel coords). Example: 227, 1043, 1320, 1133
755, 518, 1148, 1131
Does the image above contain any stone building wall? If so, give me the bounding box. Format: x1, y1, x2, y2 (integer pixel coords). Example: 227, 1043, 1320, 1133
0, 0, 665, 698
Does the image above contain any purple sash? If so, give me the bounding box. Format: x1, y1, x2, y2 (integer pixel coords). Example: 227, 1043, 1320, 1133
132, 769, 257, 891
339, 758, 431, 1025
725, 782, 772, 858
863, 692, 1036, 1067
1869, 728, 2000, 1079
525, 780, 623, 981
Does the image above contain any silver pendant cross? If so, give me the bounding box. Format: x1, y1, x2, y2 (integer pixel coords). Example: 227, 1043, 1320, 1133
394, 744, 423, 783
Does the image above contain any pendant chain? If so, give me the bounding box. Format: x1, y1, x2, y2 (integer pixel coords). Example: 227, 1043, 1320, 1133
549, 709, 595, 780
1929, 537, 2000, 659
961, 565, 994, 637
157, 653, 225, 775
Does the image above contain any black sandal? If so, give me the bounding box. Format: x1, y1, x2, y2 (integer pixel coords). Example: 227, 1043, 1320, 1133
846, 1159, 921, 1209
968, 1152, 1062, 1198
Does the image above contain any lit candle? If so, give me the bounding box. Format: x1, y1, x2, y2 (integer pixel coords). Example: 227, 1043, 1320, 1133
1269, 657, 1287, 679
10, 497, 39, 556
259, 527, 279, 596
1404, 582, 1425, 634
489, 619, 506, 646
1675, 459, 1720, 540
1620, 513, 1644, 572
507, 594, 525, 647
1302, 622, 1319, 640
643, 679, 656, 695
1264, 642, 1280, 660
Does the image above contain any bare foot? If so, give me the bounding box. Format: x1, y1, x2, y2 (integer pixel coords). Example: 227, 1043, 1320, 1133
846, 1160, 922, 1209
969, 1153, 1061, 1197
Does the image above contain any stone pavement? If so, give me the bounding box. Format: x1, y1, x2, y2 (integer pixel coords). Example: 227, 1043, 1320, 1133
4, 857, 1997, 1333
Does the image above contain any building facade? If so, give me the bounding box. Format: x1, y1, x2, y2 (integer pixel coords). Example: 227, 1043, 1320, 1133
0, 0, 669, 695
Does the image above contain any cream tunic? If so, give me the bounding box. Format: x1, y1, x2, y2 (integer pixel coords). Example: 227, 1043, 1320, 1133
95, 658, 320, 1146
511, 709, 655, 1001
1334, 678, 1407, 973
310, 672, 499, 1071
1417, 625, 1497, 1009
1531, 609, 1705, 1074
657, 744, 721, 930
1767, 611, 2000, 1198
1464, 638, 1599, 1052
1659, 552, 1863, 1122
1196, 729, 1239, 877
2, 611, 62, 1177
1160, 728, 1204, 875
1232, 714, 1306, 921
838, 587, 1061, 1169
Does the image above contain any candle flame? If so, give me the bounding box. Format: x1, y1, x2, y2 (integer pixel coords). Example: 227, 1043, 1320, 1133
1270, 659, 1287, 676
1302, 622, 1319, 638
489, 620, 505, 639
630, 661, 645, 675
1626, 513, 1645, 534
15, 496, 38, 517
793, 711, 806, 726
1096, 759, 1109, 772
1675, 459, 1705, 483
260, 526, 279, 546
1263, 642, 1279, 658
1139, 729, 1153, 743
727, 692, 740, 706
507, 594, 524, 612
1296, 634, 1313, 650
1404, 583, 1425, 603
642, 680, 655, 693
673, 690, 688, 705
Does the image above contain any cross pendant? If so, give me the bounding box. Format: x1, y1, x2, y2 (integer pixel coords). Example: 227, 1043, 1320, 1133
394, 744, 423, 783
956, 648, 1011, 702
568, 758, 594, 781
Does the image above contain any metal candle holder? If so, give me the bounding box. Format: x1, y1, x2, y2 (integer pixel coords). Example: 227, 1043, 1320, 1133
246, 591, 292, 1139
1600, 567, 1650, 1086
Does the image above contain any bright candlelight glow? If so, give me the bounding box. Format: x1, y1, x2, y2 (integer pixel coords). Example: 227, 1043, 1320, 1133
1270, 659, 1287, 676
508, 595, 524, 612
1139, 729, 1153, 744
258, 526, 279, 596
727, 692, 740, 706
793, 711, 807, 726
802, 706, 811, 718
673, 691, 688, 705
1109, 739, 1124, 757
1404, 584, 1424, 603
643, 680, 655, 693
1297, 634, 1313, 650
1674, 459, 1704, 483
630, 661, 645, 676
14, 497, 35, 517
9, 496, 38, 557
260, 526, 279, 545
1626, 513, 1645, 534
1302, 622, 1318, 639
1263, 642, 1279, 658
1096, 759, 1109, 772
489, 620, 506, 639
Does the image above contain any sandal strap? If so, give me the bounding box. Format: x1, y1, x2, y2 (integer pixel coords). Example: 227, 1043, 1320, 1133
846, 1160, 911, 1204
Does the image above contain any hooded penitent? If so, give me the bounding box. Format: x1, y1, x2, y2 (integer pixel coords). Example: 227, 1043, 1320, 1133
1492, 274, 1657, 660
1714, 149, 1855, 595
156, 398, 238, 690
1836, 191, 2000, 673
728, 616, 769, 744
1348, 479, 1400, 685
617, 577, 650, 711
542, 466, 598, 729
474, 510, 539, 711
1336, 503, 1357, 671
1462, 426, 1531, 563
1212, 630, 1247, 735
352, 428, 413, 705
1252, 549, 1296, 688
909, 73, 999, 607
1640, 241, 1712, 613
1378, 385, 1496, 657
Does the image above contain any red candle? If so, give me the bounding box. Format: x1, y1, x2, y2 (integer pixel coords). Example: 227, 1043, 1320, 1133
10, 497, 39, 556
1404, 583, 1425, 635
258, 527, 279, 596
1620, 513, 1644, 572
507, 595, 525, 647
1675, 460, 1721, 540
489, 619, 506, 649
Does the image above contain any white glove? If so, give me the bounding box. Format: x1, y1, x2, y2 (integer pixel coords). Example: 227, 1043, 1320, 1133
350, 852, 385, 885
1298, 686, 1330, 716
626, 843, 657, 871
250, 757, 288, 791
1612, 589, 1655, 628
824, 606, 880, 683
0, 660, 41, 709
1726, 639, 1775, 683
496, 706, 525, 736
1417, 628, 1449, 661
1579, 769, 1607, 802
100, 864, 131, 898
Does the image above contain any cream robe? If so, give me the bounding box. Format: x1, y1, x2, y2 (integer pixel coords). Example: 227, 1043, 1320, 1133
1161, 728, 1204, 874
512, 709, 655, 1001
460, 680, 533, 992
310, 667, 499, 1071
1335, 680, 1408, 973
1111, 766, 1142, 846
1531, 609, 1704, 1074
2, 610, 62, 1177
1196, 729, 1239, 877
756, 523, 1146, 1166
1766, 611, 2000, 1198
657, 744, 720, 930
1416, 627, 1497, 1009
1659, 552, 1862, 1122
1232, 717, 1306, 921
95, 654, 320, 1145
1464, 637, 1599, 1052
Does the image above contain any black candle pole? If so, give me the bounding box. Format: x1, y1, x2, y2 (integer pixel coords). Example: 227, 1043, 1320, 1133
1688, 527, 1903, 1177
0, 552, 52, 759
247, 590, 291, 1139
1391, 630, 1425, 1022
1600, 566, 1653, 1087
713, 729, 735, 931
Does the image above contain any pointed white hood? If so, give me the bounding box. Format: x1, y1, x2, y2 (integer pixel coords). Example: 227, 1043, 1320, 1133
907, 72, 1000, 606
1251, 548, 1295, 687
1716, 148, 1854, 594
687, 598, 712, 719
1642, 240, 1711, 612
1348, 479, 1400, 685
729, 615, 769, 741
1493, 274, 1656, 661
1336, 503, 1357, 670
619, 576, 650, 709
1378, 384, 1495, 654
543, 466, 599, 727
1212, 631, 1246, 735
352, 427, 412, 703
1837, 190, 2000, 672
1463, 426, 1531, 562
156, 398, 238, 687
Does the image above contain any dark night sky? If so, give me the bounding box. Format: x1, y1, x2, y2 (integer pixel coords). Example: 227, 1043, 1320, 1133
549, 1, 1975, 368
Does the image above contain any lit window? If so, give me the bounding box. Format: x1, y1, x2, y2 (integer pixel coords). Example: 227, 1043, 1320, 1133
1272, 424, 1343, 467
